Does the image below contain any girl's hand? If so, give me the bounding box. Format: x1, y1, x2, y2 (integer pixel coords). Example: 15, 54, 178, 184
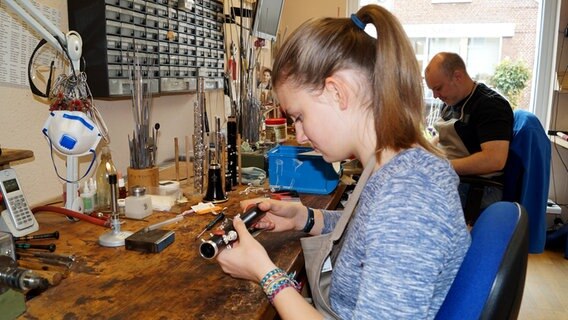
216, 216, 276, 282
251, 199, 308, 232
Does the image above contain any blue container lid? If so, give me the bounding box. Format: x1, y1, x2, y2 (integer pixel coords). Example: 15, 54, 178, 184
267, 145, 339, 194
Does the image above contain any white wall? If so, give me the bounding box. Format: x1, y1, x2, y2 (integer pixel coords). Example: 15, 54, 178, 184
279, 0, 346, 40
0, 0, 350, 207
0, 0, 225, 206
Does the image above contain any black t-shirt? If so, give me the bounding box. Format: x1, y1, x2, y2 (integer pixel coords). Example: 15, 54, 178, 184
441, 82, 513, 155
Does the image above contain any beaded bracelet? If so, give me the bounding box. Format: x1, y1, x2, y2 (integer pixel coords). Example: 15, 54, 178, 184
262, 272, 289, 294
260, 268, 287, 291
266, 277, 289, 296
260, 268, 301, 304
267, 277, 301, 304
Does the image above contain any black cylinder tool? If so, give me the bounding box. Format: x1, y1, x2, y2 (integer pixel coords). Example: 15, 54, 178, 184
199, 204, 266, 260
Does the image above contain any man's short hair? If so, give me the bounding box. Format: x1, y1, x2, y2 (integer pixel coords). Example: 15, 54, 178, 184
437, 52, 467, 77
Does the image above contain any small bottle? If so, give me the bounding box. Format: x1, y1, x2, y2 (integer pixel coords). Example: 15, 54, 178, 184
125, 186, 153, 219
118, 172, 127, 199
81, 181, 95, 214
95, 146, 115, 211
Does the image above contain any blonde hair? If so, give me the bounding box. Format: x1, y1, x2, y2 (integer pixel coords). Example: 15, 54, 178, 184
272, 5, 443, 160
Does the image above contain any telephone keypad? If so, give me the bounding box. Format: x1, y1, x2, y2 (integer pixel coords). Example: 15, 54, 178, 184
7, 194, 34, 230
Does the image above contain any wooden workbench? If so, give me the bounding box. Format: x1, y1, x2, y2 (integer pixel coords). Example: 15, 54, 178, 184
0, 149, 34, 167
19, 183, 345, 319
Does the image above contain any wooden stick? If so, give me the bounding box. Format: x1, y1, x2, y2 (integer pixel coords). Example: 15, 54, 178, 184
174, 137, 180, 182
185, 135, 190, 183
237, 134, 242, 186
32, 269, 65, 287
17, 259, 70, 275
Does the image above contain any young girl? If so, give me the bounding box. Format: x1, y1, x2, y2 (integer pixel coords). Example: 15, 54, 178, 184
217, 5, 470, 319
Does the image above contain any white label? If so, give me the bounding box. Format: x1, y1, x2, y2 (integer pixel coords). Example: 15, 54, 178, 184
322, 256, 333, 273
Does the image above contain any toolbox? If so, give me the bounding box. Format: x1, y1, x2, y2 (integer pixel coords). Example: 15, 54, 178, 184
267, 146, 339, 194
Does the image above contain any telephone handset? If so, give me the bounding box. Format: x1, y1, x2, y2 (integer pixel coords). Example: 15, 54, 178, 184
0, 168, 39, 237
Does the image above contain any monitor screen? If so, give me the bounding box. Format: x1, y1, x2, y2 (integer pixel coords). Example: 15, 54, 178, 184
252, 0, 285, 42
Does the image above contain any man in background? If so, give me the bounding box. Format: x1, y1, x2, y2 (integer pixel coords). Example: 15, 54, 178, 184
425, 52, 514, 210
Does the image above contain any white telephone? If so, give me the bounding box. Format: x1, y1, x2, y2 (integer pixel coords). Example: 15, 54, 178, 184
0, 168, 39, 237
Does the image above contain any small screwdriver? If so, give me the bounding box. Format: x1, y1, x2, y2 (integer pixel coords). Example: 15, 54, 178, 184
16, 243, 56, 252
195, 212, 225, 240
14, 231, 60, 241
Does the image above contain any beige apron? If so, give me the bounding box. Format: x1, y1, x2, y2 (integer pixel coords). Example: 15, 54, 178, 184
434, 83, 478, 160
434, 107, 470, 160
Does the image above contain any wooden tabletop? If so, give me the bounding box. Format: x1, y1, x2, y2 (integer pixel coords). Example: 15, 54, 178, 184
19, 183, 344, 319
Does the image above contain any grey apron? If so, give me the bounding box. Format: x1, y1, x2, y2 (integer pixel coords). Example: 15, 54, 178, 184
434, 107, 470, 160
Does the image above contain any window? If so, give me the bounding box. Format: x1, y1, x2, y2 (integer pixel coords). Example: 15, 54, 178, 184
467, 37, 500, 81
348, 0, 552, 124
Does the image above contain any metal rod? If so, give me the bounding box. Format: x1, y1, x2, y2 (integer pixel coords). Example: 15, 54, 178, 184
175, 137, 180, 182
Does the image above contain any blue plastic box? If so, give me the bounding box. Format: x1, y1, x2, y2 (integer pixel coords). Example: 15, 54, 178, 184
267, 145, 339, 194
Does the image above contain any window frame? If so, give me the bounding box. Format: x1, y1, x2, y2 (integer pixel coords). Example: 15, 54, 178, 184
347, 0, 561, 128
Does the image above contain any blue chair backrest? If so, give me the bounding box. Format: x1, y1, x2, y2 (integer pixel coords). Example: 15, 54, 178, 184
436, 201, 529, 320
503, 109, 550, 253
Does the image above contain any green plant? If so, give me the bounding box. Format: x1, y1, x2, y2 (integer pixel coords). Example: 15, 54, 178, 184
489, 58, 531, 108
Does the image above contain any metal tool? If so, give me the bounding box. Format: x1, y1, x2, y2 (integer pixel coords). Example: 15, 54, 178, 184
152, 123, 160, 166
0, 256, 49, 291
193, 76, 206, 195
144, 209, 195, 232
15, 243, 56, 252
195, 211, 226, 240
15, 251, 75, 264
128, 51, 153, 170
14, 231, 59, 242
174, 137, 180, 182
16, 255, 73, 269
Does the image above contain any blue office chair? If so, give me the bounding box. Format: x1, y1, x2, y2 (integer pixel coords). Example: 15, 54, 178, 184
461, 109, 550, 253
436, 201, 529, 320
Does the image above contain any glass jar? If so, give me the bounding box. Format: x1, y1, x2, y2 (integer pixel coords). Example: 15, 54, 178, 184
265, 118, 287, 144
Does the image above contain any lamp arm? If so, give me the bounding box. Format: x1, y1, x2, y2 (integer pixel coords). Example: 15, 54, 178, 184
4, 0, 82, 73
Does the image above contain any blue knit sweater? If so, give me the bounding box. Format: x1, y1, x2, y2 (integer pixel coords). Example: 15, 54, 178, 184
322, 148, 470, 319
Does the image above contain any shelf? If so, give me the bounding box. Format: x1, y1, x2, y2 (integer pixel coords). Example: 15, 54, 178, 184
551, 136, 568, 149
556, 72, 568, 93
0, 149, 34, 167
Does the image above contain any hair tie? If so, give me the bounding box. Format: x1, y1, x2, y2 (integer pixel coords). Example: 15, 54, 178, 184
351, 14, 365, 30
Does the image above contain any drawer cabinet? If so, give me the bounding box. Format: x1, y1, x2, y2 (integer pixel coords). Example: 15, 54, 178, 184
68, 0, 225, 98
